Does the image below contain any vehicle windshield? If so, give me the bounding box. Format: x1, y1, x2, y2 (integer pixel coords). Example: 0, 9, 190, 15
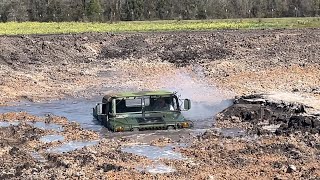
115, 96, 179, 113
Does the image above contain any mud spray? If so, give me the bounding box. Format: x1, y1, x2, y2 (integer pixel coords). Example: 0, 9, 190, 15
159, 65, 234, 128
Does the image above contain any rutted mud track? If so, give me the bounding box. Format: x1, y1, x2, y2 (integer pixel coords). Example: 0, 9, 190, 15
1, 29, 320, 179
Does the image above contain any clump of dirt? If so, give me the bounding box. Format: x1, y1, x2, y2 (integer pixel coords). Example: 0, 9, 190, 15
150, 137, 173, 147
43, 114, 69, 125
0, 146, 38, 179
0, 112, 40, 122
216, 94, 320, 135
0, 123, 45, 148
0, 123, 46, 179
277, 115, 320, 135
0, 112, 69, 125
61, 122, 99, 141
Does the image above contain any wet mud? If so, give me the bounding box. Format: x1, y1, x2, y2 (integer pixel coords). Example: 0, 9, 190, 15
1, 29, 320, 103
0, 112, 319, 179
216, 94, 320, 135
1, 29, 320, 179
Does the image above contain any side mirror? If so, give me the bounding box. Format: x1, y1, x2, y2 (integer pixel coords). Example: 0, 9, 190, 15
95, 103, 107, 115
183, 99, 191, 110
96, 103, 103, 115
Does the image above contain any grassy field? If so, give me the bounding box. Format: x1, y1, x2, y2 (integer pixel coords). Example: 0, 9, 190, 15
0, 17, 319, 35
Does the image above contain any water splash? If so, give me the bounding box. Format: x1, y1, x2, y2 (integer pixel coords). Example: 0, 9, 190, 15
158, 66, 234, 128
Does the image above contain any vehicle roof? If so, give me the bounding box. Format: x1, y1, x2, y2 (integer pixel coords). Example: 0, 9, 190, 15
103, 90, 174, 99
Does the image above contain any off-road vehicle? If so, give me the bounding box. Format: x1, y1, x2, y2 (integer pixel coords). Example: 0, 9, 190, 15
93, 90, 192, 132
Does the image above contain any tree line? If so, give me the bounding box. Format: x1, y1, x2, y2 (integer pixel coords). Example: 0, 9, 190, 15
0, 0, 320, 22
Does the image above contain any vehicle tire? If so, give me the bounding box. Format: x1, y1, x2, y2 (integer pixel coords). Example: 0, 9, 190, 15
167, 126, 175, 130
132, 127, 139, 132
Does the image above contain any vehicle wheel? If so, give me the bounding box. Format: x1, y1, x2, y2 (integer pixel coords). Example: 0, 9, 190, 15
167, 126, 175, 130
132, 127, 139, 132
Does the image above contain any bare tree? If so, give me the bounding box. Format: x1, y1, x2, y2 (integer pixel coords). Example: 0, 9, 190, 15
0, 0, 319, 22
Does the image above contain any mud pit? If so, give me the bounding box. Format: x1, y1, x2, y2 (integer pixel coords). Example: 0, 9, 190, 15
1, 29, 320, 178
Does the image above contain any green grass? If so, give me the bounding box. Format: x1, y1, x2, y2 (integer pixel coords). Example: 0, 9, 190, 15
0, 17, 320, 35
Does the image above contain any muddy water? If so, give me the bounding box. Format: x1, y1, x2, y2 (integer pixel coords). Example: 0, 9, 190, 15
40, 134, 65, 143
47, 140, 99, 153
0, 97, 104, 132
0, 121, 19, 127
122, 144, 185, 160
184, 100, 233, 128
0, 97, 232, 132
138, 163, 176, 174
0, 96, 238, 174
27, 121, 64, 132
0, 94, 237, 164
122, 144, 186, 174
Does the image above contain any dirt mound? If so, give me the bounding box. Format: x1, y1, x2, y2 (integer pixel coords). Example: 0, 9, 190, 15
0, 123, 45, 147
1, 29, 320, 68
277, 115, 320, 134
216, 94, 320, 134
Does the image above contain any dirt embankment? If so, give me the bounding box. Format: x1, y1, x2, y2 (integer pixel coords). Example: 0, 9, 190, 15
1, 29, 320, 179
1, 29, 320, 104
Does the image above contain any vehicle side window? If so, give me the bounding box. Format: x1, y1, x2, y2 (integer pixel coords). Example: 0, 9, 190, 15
116, 99, 142, 113
116, 99, 126, 113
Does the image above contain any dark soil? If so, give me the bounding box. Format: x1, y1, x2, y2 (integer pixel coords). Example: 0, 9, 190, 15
216, 94, 320, 135
1, 29, 320, 69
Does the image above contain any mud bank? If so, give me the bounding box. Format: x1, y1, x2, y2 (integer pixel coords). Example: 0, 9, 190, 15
1, 29, 320, 179
1, 29, 320, 103
0, 112, 319, 179
216, 93, 320, 135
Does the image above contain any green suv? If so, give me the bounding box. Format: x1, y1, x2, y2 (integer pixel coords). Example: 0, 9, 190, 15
93, 90, 193, 132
